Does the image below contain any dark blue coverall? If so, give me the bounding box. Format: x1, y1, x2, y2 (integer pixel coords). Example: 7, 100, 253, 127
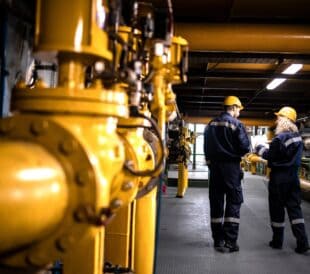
204, 112, 250, 245
256, 131, 309, 250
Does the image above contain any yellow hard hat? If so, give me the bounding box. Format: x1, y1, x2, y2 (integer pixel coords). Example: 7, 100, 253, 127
274, 106, 297, 122
224, 96, 244, 110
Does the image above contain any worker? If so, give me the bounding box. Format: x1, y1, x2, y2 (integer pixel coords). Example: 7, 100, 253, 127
254, 106, 309, 254
204, 96, 250, 252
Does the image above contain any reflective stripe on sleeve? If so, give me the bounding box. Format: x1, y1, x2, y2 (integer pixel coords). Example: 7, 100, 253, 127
284, 136, 302, 147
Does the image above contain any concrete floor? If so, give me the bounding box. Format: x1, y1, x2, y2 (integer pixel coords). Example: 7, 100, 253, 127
156, 172, 310, 274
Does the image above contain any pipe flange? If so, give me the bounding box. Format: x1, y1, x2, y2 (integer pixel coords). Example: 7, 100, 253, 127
0, 115, 107, 268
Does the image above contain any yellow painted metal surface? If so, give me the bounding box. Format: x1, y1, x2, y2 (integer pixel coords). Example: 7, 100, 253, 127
0, 141, 68, 254
0, 114, 126, 272
109, 123, 155, 210
13, 86, 129, 118
177, 162, 189, 198
134, 188, 157, 274
104, 204, 134, 268
175, 23, 310, 53
208, 63, 277, 71
105, 119, 155, 269
63, 228, 104, 274
1, 1, 188, 273
0, 1, 127, 271
35, 0, 112, 61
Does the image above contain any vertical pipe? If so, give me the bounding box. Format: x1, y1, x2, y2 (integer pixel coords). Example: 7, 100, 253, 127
153, 110, 166, 274
134, 189, 157, 274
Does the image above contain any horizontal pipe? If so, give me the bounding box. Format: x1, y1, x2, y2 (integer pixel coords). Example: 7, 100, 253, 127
0, 141, 68, 254
175, 23, 310, 53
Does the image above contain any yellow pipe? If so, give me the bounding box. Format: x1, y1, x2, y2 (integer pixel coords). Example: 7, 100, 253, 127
58, 58, 85, 89
0, 141, 68, 254
105, 121, 155, 269
175, 23, 310, 53
152, 71, 167, 138
104, 204, 134, 268
131, 49, 167, 274
176, 162, 188, 198
134, 188, 157, 274
35, 0, 112, 61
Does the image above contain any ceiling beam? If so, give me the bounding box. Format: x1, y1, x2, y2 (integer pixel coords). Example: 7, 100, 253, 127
184, 116, 275, 127
187, 71, 310, 80
175, 91, 307, 98
188, 52, 310, 64
178, 108, 274, 117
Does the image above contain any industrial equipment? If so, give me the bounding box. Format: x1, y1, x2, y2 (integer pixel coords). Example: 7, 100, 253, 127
0, 1, 188, 273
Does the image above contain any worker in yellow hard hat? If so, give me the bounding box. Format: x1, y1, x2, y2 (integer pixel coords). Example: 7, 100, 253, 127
274, 106, 297, 122
223, 95, 244, 110
254, 106, 309, 254
204, 95, 250, 252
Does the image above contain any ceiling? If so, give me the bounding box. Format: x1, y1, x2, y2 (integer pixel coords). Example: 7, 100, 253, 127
153, 0, 310, 124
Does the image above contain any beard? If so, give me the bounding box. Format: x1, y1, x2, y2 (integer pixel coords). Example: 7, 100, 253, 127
275, 117, 298, 135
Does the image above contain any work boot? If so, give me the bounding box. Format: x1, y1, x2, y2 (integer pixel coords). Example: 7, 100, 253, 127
269, 240, 282, 249
213, 240, 225, 252
224, 241, 239, 252
295, 245, 309, 254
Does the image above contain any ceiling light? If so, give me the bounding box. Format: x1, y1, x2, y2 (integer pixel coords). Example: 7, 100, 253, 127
282, 64, 303, 75
266, 78, 286, 90
266, 64, 303, 90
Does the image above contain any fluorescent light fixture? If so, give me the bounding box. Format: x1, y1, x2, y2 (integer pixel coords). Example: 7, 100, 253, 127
266, 78, 286, 90
282, 64, 303, 75
266, 64, 303, 90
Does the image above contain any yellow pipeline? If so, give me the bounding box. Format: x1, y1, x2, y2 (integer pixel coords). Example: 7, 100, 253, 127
128, 43, 167, 274
35, 0, 111, 60
0, 114, 126, 273
0, 1, 130, 273
105, 121, 155, 268
134, 38, 189, 274
175, 23, 310, 53
134, 188, 157, 274
176, 162, 188, 198
0, 141, 68, 254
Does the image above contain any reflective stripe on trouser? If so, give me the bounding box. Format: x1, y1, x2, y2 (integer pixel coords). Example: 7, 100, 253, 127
210, 215, 240, 243
209, 162, 243, 243
269, 173, 309, 247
